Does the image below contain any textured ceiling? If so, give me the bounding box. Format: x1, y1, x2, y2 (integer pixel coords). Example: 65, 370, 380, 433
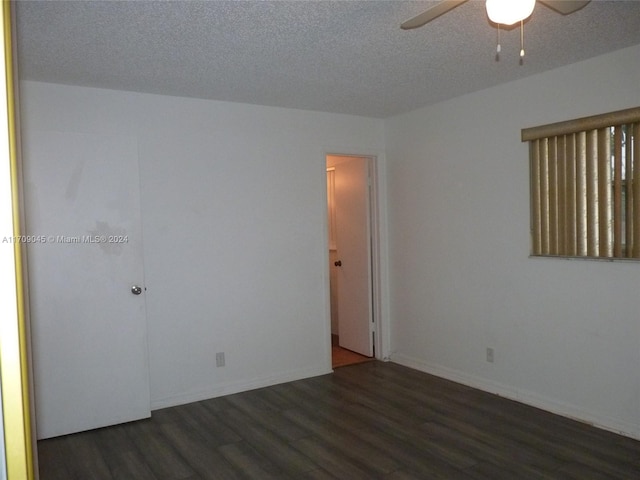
15, 0, 640, 118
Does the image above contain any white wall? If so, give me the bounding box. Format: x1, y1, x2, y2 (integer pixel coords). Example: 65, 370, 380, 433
21, 44, 640, 441
20, 81, 386, 409
385, 43, 640, 438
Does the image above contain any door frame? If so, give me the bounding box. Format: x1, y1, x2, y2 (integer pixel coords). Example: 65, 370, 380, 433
0, 2, 36, 478
324, 152, 385, 363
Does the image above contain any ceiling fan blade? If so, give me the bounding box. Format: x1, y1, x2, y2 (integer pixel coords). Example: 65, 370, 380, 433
401, 0, 469, 30
539, 0, 590, 15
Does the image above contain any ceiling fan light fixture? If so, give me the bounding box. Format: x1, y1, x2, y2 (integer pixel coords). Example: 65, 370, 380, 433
486, 0, 535, 25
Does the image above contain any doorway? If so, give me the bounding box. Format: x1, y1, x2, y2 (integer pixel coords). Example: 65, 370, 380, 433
326, 154, 378, 368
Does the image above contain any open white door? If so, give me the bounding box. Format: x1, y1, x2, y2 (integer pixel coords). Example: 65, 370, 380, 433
24, 131, 151, 439
331, 156, 373, 357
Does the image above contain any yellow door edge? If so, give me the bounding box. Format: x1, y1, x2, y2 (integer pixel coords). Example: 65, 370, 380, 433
0, 1, 36, 478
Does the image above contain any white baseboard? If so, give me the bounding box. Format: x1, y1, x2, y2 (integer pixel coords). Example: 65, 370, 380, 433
150, 365, 332, 410
391, 353, 640, 441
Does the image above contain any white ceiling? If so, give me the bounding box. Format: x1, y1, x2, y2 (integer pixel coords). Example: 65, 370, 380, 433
14, 0, 640, 118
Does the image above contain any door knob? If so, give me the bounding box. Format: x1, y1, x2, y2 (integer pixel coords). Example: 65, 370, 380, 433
334, 260, 342, 267
131, 285, 142, 295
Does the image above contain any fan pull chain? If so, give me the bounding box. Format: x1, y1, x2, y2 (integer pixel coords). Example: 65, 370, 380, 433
496, 24, 501, 59
520, 20, 525, 59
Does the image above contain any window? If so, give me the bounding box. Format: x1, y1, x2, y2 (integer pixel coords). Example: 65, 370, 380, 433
522, 107, 640, 259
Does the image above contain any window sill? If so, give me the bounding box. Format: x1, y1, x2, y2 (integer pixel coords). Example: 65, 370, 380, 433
529, 254, 640, 263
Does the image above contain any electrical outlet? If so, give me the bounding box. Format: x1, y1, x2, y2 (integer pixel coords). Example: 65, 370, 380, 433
216, 352, 225, 367
486, 347, 494, 363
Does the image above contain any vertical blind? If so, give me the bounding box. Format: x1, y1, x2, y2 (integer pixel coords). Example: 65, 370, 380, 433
522, 107, 640, 259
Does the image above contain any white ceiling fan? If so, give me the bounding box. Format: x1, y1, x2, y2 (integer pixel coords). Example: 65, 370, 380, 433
401, 0, 591, 30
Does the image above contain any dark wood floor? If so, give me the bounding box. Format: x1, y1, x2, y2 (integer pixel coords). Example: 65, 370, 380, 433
38, 361, 640, 479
